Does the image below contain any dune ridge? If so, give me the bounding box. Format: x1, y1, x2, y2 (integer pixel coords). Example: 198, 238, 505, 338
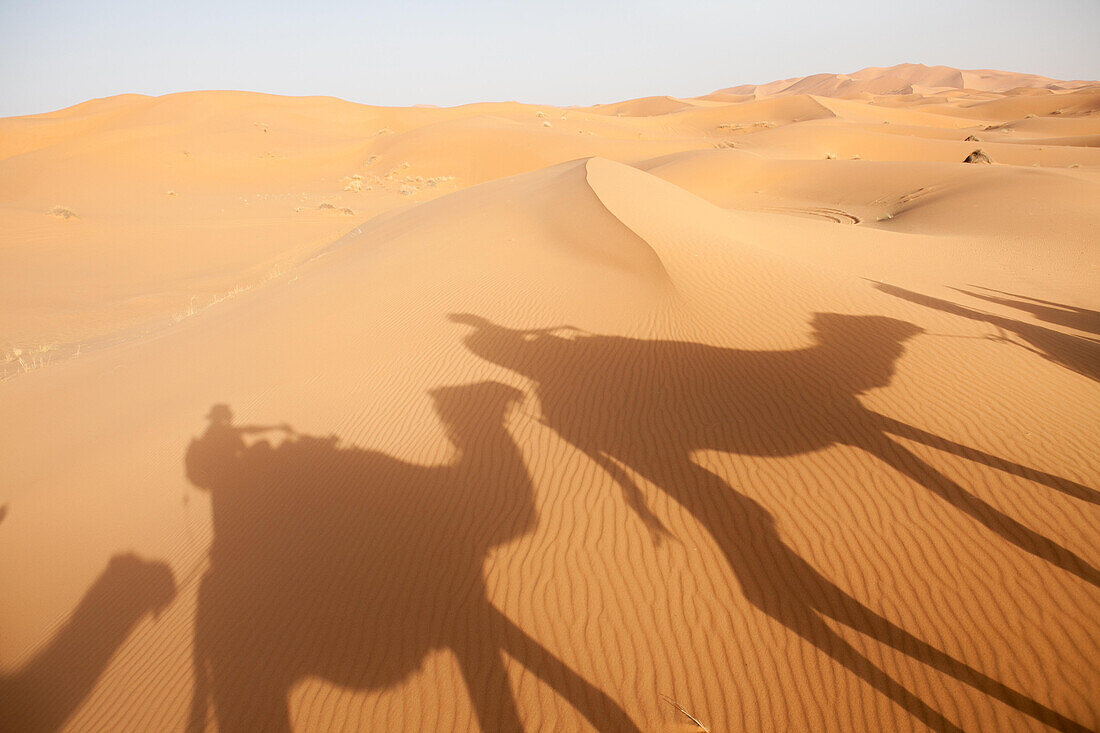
1, 64, 1098, 731
720, 62, 1098, 99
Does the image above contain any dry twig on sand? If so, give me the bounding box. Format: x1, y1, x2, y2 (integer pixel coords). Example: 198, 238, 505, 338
660, 693, 710, 731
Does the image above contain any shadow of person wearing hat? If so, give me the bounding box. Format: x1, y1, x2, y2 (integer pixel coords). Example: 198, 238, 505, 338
183, 388, 641, 732
186, 404, 293, 493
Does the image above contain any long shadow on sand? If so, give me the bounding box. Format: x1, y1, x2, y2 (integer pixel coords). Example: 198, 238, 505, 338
184, 386, 639, 732
873, 281, 1100, 382
451, 311, 1095, 733
952, 286, 1100, 337
0, 554, 176, 733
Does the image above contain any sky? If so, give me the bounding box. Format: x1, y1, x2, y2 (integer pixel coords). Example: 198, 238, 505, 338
1, 0, 1098, 117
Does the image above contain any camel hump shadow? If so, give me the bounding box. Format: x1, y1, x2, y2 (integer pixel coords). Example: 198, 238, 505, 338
185, 383, 640, 732
451, 311, 1095, 733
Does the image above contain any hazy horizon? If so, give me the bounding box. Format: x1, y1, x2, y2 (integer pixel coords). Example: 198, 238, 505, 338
2, 0, 1098, 117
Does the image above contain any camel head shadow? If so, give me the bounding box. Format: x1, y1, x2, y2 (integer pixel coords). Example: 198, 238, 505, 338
0, 554, 176, 733
449, 310, 1094, 732
184, 384, 639, 732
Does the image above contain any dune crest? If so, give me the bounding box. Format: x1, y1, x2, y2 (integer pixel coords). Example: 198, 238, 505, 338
1, 64, 1098, 731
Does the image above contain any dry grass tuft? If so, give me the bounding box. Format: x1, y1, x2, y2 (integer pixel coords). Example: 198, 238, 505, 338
660, 694, 709, 731
718, 121, 775, 133
46, 206, 78, 220
963, 149, 993, 164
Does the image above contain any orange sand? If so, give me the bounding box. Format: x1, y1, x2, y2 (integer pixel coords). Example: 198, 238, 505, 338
1, 63, 1098, 731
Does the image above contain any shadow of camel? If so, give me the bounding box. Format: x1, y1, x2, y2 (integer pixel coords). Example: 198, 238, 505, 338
0, 554, 176, 733
451, 311, 1094, 732
951, 286, 1100, 337
184, 385, 639, 732
873, 281, 1100, 382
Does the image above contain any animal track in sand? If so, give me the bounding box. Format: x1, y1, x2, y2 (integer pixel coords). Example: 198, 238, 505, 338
763, 205, 862, 224
870, 186, 934, 211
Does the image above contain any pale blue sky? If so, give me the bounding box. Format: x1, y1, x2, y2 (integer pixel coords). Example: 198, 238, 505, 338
1, 0, 1097, 117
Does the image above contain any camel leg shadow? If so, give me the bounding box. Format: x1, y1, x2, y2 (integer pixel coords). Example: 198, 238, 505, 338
872, 412, 1100, 506
858, 430, 1100, 588
635, 461, 1087, 732
484, 602, 642, 732
187, 574, 293, 733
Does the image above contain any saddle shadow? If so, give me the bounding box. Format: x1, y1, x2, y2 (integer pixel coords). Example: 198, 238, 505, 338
451, 311, 1094, 732
184, 384, 638, 732
0, 554, 176, 733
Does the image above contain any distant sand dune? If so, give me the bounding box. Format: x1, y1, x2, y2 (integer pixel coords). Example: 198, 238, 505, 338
1, 64, 1098, 731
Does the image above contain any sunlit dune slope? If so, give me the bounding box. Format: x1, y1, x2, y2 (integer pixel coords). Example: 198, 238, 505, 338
1, 65, 1099, 732
3, 66, 1098, 360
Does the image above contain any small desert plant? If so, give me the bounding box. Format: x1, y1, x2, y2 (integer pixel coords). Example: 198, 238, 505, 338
5, 344, 60, 372
343, 174, 364, 193
47, 206, 77, 220
963, 149, 993, 164
717, 121, 774, 132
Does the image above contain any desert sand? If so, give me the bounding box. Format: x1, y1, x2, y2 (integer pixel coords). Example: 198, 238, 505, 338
1, 63, 1098, 731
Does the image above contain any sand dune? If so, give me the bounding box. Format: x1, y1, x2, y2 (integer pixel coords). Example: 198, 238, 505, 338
1, 65, 1099, 731
721, 63, 1097, 99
